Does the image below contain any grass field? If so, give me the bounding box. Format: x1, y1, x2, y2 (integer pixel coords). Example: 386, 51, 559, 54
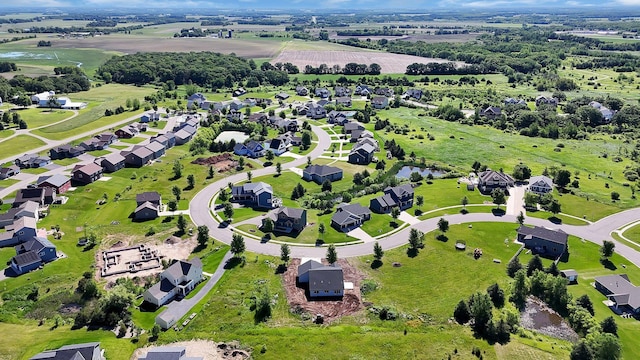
622, 223, 640, 241
0, 134, 46, 159
12, 108, 75, 129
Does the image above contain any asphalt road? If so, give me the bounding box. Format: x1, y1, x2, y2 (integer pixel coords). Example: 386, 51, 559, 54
189, 124, 640, 268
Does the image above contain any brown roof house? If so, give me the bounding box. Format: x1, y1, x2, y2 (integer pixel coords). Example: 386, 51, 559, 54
517, 225, 568, 259
72, 163, 103, 185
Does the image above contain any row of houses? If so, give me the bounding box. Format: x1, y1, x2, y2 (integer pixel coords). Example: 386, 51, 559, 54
28, 341, 203, 360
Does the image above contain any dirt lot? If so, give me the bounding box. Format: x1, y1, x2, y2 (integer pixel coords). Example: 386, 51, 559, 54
131, 340, 250, 360
37, 36, 280, 58
95, 234, 197, 282
283, 258, 366, 322
271, 50, 465, 74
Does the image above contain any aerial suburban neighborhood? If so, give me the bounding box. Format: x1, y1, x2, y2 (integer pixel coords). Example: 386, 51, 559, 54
0, 5, 640, 360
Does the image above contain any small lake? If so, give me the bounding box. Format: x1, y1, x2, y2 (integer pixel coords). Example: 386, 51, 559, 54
215, 131, 249, 143
0, 51, 53, 59
396, 166, 446, 179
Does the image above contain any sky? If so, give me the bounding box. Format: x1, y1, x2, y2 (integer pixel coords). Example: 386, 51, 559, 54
8, 0, 640, 9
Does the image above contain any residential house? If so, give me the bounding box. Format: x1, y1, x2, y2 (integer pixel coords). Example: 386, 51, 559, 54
247, 113, 267, 123
137, 346, 203, 360
0, 201, 38, 228
589, 101, 615, 123
371, 96, 389, 109
355, 137, 379, 151
479, 106, 502, 119
335, 96, 352, 107
0, 165, 19, 180
15, 154, 51, 169
327, 111, 349, 125
231, 182, 274, 209
350, 128, 373, 142
232, 88, 247, 97
233, 140, 266, 158
123, 147, 154, 167
344, 122, 364, 135
297, 260, 344, 298
187, 93, 207, 109
296, 104, 309, 116
0, 216, 37, 247
13, 187, 56, 208
296, 86, 309, 96
302, 164, 343, 184
535, 96, 559, 108
354, 84, 371, 96
134, 191, 162, 220
517, 225, 568, 259
334, 86, 350, 97
267, 134, 291, 156
72, 163, 103, 184
374, 87, 394, 97
174, 125, 197, 145
11, 236, 57, 275
478, 170, 515, 193
50, 144, 85, 159
162, 132, 177, 148
266, 207, 307, 233
229, 100, 244, 111
28, 342, 105, 360
272, 118, 299, 133
370, 184, 415, 213
317, 99, 330, 107
143, 258, 203, 307
100, 153, 126, 173
115, 125, 139, 139
528, 175, 554, 195
141, 112, 160, 123
275, 92, 290, 101
504, 97, 528, 106
348, 141, 376, 165
403, 88, 423, 100
255, 98, 272, 107
331, 203, 371, 232
594, 274, 640, 315
145, 141, 166, 160
79, 137, 110, 152
315, 88, 330, 99
307, 103, 327, 119
243, 98, 256, 107
226, 109, 244, 122
36, 174, 71, 194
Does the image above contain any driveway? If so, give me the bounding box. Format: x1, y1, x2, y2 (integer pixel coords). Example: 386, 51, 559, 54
346, 227, 376, 243
506, 185, 525, 216
157, 251, 232, 328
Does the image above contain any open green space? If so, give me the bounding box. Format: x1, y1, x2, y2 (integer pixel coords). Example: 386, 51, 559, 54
0, 130, 14, 139
622, 223, 640, 242
0, 134, 46, 159
13, 108, 74, 129
524, 210, 590, 226
52, 157, 80, 166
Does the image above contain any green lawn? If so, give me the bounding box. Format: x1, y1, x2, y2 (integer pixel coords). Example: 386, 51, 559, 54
0, 135, 46, 159
14, 108, 74, 129
53, 157, 80, 166
88, 150, 112, 157
0, 130, 13, 139
117, 137, 145, 145
418, 204, 495, 220
622, 223, 640, 242
360, 213, 405, 237
525, 210, 590, 226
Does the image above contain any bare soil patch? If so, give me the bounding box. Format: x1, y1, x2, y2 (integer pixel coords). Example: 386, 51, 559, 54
131, 340, 250, 360
282, 258, 366, 322
47, 37, 280, 58
271, 50, 465, 74
192, 153, 237, 172
520, 297, 579, 342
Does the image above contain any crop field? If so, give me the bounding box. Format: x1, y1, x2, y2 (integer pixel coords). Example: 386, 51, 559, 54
271, 50, 462, 74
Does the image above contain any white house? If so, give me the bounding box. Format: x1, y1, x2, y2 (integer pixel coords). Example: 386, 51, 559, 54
143, 258, 203, 307
528, 175, 554, 195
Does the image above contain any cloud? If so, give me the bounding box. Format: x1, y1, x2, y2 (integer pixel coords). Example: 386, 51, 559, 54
617, 0, 640, 4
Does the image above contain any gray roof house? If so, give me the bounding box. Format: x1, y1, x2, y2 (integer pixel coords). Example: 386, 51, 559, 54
144, 258, 203, 308
11, 236, 57, 275
517, 225, 568, 259
231, 182, 274, 209
36, 174, 71, 194
72, 163, 103, 185
145, 141, 166, 160
138, 346, 203, 360
29, 342, 104, 360
0, 200, 39, 228
370, 184, 415, 214
479, 106, 502, 119
0, 165, 19, 179
175, 125, 197, 145
528, 175, 554, 195
371, 96, 389, 109
595, 274, 640, 315
302, 164, 343, 184
0, 216, 37, 247
297, 260, 344, 298
124, 147, 154, 167
344, 122, 364, 135
307, 103, 327, 119
267, 207, 307, 233
100, 152, 126, 173
331, 203, 371, 232
134, 192, 162, 220
348, 141, 376, 165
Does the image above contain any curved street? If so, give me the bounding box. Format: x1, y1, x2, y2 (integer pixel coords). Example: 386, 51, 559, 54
189, 124, 640, 267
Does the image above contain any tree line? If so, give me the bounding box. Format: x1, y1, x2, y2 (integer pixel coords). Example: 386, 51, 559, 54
304, 62, 381, 75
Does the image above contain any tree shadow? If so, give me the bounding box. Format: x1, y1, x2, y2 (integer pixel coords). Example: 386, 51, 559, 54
371, 260, 383, 269
436, 234, 449, 242
390, 221, 399, 228
548, 216, 562, 224
183, 185, 194, 191
601, 258, 617, 270
414, 209, 422, 216
460, 208, 469, 214
407, 248, 419, 258
224, 257, 242, 269
491, 209, 505, 216
192, 243, 207, 254
275, 264, 287, 274
162, 216, 173, 223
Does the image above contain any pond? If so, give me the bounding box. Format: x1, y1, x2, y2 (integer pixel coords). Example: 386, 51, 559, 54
396, 166, 446, 179
215, 131, 249, 143
520, 297, 579, 342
